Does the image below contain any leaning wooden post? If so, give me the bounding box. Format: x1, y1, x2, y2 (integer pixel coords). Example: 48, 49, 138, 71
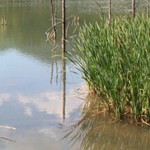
62, 0, 66, 121
132, 0, 135, 17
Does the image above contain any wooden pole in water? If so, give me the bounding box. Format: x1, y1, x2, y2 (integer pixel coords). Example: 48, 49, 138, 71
132, 0, 135, 17
145, 0, 149, 17
108, 0, 111, 24
62, 0, 66, 121
50, 0, 57, 44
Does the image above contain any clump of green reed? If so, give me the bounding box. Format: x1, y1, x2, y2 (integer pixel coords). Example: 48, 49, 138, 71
70, 14, 150, 124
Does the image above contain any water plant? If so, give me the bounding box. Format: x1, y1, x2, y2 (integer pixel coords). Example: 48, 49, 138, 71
69, 14, 150, 125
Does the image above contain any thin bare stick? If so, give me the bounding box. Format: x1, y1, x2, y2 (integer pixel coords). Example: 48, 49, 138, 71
141, 118, 150, 126
94, 0, 104, 16
108, 0, 111, 25
50, 0, 57, 44
0, 137, 16, 142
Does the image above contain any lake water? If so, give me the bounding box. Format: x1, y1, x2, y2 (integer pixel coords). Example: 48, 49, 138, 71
0, 1, 150, 150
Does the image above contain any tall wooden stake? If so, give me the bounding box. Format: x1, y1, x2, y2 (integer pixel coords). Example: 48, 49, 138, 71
145, 0, 149, 17
50, 0, 57, 44
62, 0, 66, 121
132, 0, 135, 17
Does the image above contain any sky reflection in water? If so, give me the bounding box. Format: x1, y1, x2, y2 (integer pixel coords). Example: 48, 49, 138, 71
0, 48, 86, 149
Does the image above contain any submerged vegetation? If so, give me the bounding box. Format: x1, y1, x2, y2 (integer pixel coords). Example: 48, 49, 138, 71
70, 14, 150, 126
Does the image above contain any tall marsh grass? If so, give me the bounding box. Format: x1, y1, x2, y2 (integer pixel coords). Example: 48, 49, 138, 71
70, 14, 150, 125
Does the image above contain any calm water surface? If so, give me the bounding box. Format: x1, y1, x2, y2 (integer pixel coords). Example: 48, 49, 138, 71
0, 1, 149, 150
0, 2, 86, 149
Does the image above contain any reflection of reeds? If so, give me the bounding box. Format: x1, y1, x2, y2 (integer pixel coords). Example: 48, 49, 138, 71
1, 25, 7, 36
1, 17, 7, 26
1, 15, 7, 38
46, 0, 58, 43
65, 95, 150, 150
72, 16, 80, 27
